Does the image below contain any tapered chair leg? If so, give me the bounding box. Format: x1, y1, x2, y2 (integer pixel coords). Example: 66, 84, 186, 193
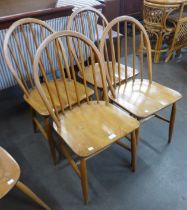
80, 158, 89, 204
45, 118, 57, 164
131, 131, 137, 172
135, 127, 140, 145
15, 181, 51, 210
168, 103, 176, 144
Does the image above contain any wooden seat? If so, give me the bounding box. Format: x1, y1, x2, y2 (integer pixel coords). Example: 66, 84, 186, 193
67, 7, 138, 93
78, 62, 139, 89
24, 79, 94, 116
109, 79, 182, 118
0, 147, 50, 209
3, 18, 94, 163
54, 101, 139, 157
33, 31, 139, 204
100, 16, 182, 144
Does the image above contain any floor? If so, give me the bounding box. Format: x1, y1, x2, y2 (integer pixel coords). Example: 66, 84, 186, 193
0, 51, 187, 210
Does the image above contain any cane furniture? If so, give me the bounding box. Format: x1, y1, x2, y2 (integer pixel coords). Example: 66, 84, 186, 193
0, 147, 50, 210
165, 2, 187, 62
67, 7, 138, 94
100, 16, 182, 144
3, 18, 94, 164
143, 0, 181, 63
33, 30, 139, 204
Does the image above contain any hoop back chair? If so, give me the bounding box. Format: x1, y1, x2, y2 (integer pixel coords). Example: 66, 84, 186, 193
3, 18, 94, 163
0, 147, 50, 210
33, 31, 139, 204
100, 16, 182, 144
143, 0, 179, 63
67, 7, 138, 91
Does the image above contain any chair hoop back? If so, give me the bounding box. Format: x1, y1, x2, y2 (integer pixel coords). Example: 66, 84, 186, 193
33, 31, 109, 128
3, 18, 57, 97
99, 15, 153, 95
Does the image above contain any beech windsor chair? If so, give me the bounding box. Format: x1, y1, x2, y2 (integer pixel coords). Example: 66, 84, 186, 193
100, 16, 182, 144
33, 31, 139, 204
3, 18, 94, 163
0, 147, 50, 210
67, 7, 138, 91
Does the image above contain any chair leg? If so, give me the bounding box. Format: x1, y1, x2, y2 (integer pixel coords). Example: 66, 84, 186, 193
131, 131, 137, 172
31, 109, 37, 133
168, 103, 176, 144
80, 158, 89, 204
135, 127, 140, 145
15, 181, 51, 210
45, 117, 57, 164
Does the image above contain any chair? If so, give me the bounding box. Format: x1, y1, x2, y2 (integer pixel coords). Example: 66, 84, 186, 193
33, 30, 139, 204
3, 18, 94, 163
143, 0, 179, 63
0, 147, 50, 210
67, 7, 138, 93
165, 3, 187, 62
100, 16, 182, 144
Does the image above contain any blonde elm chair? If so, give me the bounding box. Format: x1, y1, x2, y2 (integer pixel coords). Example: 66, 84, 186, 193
33, 30, 139, 204
100, 16, 182, 144
3, 18, 94, 163
0, 147, 50, 210
67, 7, 138, 93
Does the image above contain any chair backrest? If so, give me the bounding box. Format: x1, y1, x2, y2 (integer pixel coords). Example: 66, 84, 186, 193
33, 31, 109, 129
99, 16, 153, 93
3, 18, 60, 97
67, 6, 108, 44
67, 7, 108, 66
0, 147, 20, 199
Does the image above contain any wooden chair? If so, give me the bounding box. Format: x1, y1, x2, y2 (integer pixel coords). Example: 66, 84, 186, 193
33, 30, 139, 204
0, 147, 50, 210
3, 18, 94, 164
67, 7, 138, 92
100, 16, 182, 144
143, 0, 179, 63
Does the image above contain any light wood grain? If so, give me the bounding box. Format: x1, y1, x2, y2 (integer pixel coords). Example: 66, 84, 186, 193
24, 79, 94, 116
78, 62, 139, 89
108, 79, 182, 118
53, 101, 139, 157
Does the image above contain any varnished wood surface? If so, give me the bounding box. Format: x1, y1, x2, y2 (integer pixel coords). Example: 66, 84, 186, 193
78, 62, 139, 89
53, 101, 139, 157
24, 79, 94, 116
0, 147, 20, 199
108, 79, 182, 118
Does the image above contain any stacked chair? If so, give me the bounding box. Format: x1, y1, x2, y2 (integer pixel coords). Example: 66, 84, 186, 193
2, 6, 182, 206
0, 147, 50, 210
32, 30, 139, 204
99, 16, 182, 144
3, 18, 94, 164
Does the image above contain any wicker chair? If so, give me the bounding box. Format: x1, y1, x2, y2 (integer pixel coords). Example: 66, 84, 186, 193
143, 0, 179, 63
